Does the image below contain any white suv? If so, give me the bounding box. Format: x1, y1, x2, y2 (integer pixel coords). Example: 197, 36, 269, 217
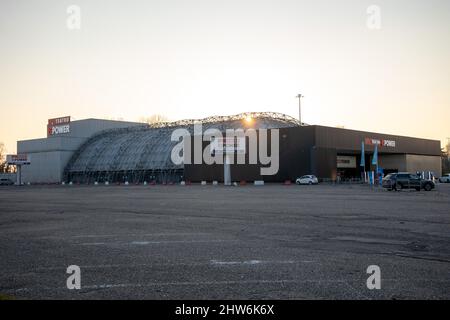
296, 175, 319, 185
439, 174, 450, 183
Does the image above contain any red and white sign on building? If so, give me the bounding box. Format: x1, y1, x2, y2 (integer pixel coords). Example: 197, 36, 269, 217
47, 116, 71, 137
365, 137, 396, 148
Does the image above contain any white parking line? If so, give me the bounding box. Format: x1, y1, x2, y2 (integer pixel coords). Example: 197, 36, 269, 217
79, 239, 240, 246
5, 260, 318, 273
10, 279, 348, 292
34, 232, 212, 240
210, 260, 302, 265
12, 278, 450, 293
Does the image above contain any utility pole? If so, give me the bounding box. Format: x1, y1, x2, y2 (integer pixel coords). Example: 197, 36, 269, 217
296, 94, 304, 125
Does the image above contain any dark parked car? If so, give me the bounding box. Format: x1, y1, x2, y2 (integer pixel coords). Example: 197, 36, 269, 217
0, 178, 14, 186
439, 173, 450, 183
382, 173, 435, 191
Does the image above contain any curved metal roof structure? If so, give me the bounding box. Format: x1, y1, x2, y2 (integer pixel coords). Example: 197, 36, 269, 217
64, 112, 301, 183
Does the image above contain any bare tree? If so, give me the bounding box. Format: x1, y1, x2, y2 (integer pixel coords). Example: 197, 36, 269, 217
0, 142, 7, 173
0, 143, 17, 174
139, 114, 169, 125
447, 139, 450, 158
442, 145, 450, 175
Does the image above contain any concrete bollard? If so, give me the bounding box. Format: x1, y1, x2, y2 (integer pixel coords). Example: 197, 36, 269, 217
180, 181, 186, 185
212, 181, 219, 185
94, 181, 98, 185
254, 180, 265, 186
125, 181, 129, 185
143, 181, 147, 186
201, 181, 207, 185
105, 181, 109, 185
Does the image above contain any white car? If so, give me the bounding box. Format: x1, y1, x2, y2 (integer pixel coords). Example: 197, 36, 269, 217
296, 175, 319, 185
439, 174, 450, 183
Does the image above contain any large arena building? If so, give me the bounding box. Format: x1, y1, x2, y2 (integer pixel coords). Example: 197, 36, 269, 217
15, 113, 442, 184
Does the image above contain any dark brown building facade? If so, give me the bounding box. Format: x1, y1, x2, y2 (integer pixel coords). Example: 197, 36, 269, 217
184, 126, 442, 182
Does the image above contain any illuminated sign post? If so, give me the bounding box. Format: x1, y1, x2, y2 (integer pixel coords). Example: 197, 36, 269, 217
6, 154, 31, 185
211, 137, 246, 186
6, 154, 30, 165
47, 116, 71, 137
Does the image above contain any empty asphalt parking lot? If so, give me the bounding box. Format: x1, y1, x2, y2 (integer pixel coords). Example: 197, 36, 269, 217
0, 183, 449, 299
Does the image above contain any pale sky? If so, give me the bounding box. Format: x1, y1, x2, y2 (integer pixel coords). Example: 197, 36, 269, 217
1, 0, 449, 153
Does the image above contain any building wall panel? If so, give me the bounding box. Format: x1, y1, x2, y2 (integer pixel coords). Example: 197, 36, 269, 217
406, 155, 441, 176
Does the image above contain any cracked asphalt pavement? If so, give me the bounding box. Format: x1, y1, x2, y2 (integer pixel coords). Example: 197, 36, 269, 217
0, 183, 449, 299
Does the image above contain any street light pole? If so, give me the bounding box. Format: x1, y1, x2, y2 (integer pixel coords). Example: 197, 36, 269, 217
296, 94, 304, 125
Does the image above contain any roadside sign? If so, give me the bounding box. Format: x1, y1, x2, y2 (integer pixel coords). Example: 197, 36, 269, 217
6, 154, 30, 165
211, 137, 246, 155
